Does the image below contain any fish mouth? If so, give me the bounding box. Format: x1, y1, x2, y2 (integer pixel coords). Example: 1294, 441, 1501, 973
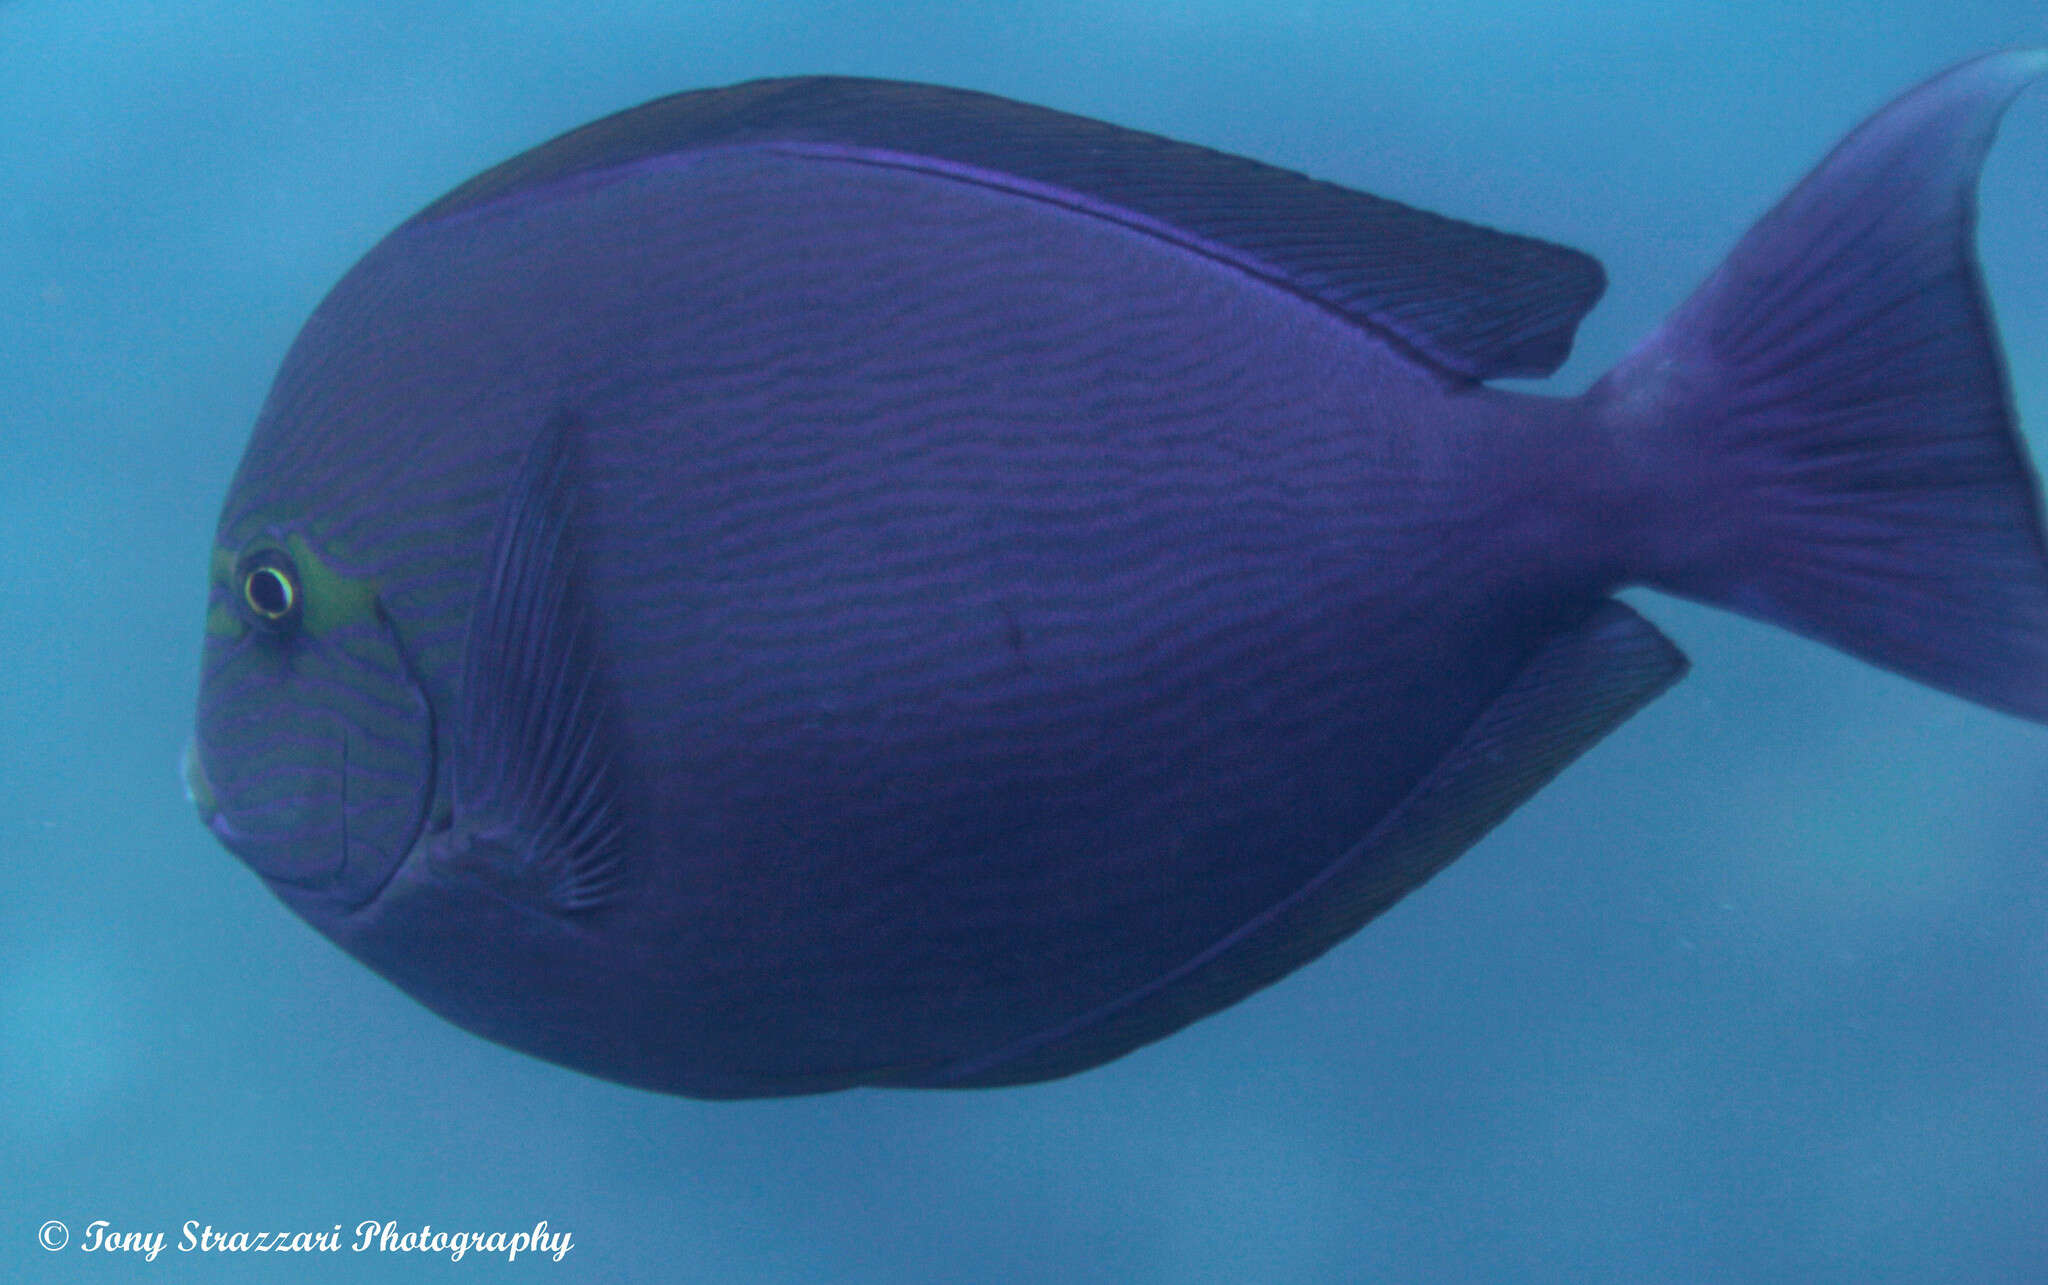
181, 735, 218, 825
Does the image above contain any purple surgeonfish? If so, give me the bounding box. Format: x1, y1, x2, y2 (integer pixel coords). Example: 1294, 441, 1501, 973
187, 52, 2048, 1097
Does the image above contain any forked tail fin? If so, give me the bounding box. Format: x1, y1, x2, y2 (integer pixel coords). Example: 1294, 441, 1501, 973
1599, 49, 2048, 722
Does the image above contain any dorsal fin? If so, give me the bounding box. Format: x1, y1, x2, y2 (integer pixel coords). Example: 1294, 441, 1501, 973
415, 77, 1605, 381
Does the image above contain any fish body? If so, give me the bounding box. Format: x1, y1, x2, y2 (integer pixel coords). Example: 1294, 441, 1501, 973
193, 54, 2048, 1097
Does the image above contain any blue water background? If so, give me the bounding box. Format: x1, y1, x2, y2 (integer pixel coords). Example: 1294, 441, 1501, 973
5, 2, 2048, 1280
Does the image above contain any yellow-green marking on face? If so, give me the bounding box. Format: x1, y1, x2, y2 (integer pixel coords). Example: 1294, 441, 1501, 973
206, 533, 381, 638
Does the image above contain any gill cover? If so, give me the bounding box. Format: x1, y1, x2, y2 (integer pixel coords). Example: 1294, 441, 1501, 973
194, 533, 434, 912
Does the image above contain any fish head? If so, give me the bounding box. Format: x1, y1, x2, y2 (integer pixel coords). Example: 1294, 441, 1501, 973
189, 521, 435, 918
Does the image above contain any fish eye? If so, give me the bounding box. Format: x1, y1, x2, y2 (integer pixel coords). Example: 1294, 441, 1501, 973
236, 550, 302, 631
246, 567, 294, 617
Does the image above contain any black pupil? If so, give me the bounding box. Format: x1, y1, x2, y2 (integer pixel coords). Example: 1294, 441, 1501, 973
248, 567, 292, 617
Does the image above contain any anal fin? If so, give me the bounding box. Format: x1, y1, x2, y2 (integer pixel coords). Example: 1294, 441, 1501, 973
931, 599, 1688, 1087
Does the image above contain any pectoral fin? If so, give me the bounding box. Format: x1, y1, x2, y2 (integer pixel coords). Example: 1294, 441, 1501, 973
440, 411, 628, 912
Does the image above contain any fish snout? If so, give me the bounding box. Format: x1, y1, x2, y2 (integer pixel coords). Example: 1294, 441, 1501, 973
180, 735, 218, 826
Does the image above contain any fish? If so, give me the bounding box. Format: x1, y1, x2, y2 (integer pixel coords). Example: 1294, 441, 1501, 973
188, 51, 2048, 1098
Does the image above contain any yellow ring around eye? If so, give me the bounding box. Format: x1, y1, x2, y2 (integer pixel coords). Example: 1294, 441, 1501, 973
244, 565, 297, 620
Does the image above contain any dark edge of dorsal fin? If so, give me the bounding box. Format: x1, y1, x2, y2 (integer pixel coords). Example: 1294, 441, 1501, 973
447, 410, 629, 913
412, 77, 1605, 382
